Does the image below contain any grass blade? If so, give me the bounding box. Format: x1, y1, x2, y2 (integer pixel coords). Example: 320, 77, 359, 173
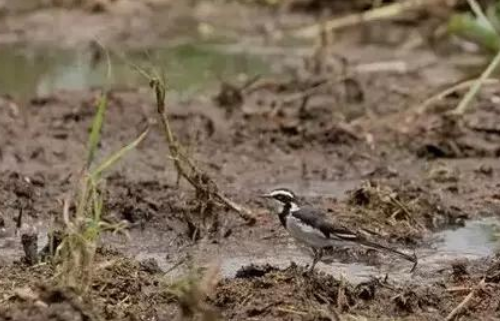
90, 127, 150, 179
452, 48, 500, 115
448, 13, 500, 52
86, 94, 108, 169
467, 0, 497, 35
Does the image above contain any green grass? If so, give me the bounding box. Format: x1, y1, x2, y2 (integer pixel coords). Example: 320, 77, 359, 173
55, 92, 149, 293
450, 0, 500, 115
448, 0, 500, 52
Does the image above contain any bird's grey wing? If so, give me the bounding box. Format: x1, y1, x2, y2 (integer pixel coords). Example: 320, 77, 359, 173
293, 207, 417, 266
292, 206, 359, 241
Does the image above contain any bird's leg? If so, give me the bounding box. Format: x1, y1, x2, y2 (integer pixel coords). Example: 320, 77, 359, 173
309, 248, 323, 274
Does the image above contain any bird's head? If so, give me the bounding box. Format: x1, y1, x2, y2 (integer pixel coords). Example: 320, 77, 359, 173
260, 188, 299, 213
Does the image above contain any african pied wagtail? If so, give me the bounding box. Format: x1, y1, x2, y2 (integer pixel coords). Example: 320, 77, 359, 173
261, 188, 418, 273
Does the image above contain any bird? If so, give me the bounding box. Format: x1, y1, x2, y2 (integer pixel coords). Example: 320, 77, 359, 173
260, 187, 418, 273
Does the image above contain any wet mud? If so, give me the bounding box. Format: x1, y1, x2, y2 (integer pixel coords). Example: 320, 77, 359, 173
2, 1, 500, 320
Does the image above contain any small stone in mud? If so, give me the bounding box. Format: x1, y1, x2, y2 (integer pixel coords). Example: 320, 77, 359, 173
475, 164, 493, 176
427, 162, 459, 183
140, 258, 162, 274
393, 290, 419, 313
451, 259, 469, 280
21, 232, 38, 266
348, 186, 372, 206
214, 82, 243, 115
235, 264, 276, 278
363, 165, 398, 179
355, 279, 377, 300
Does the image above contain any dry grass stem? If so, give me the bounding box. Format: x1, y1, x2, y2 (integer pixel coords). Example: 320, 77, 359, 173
417, 78, 499, 114
452, 49, 500, 115
150, 77, 256, 224
444, 278, 486, 321
294, 0, 445, 38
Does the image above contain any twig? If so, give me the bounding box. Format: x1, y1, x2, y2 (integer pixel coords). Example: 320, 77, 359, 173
446, 286, 472, 293
444, 278, 486, 321
452, 49, 500, 115
293, 0, 443, 38
164, 255, 188, 275
354, 60, 408, 74
416, 78, 499, 114
275, 307, 308, 316
150, 78, 256, 224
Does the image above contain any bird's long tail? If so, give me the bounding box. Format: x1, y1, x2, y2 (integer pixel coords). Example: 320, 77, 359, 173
357, 239, 418, 272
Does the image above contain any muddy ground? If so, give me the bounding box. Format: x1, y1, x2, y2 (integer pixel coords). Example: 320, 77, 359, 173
1, 0, 500, 320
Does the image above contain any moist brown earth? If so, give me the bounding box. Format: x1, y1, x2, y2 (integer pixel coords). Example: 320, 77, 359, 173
2, 1, 500, 320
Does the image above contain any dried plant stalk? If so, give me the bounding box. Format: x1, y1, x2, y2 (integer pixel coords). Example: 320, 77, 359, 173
150, 78, 256, 224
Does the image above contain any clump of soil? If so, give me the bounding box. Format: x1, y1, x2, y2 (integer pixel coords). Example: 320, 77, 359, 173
0, 171, 62, 226
405, 93, 500, 158
105, 174, 177, 225
223, 69, 369, 153
343, 179, 465, 244
215, 263, 356, 319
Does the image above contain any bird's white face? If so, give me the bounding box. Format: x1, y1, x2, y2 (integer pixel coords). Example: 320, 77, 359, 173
261, 188, 300, 213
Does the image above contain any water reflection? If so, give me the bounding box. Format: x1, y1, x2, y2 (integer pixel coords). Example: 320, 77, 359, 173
0, 43, 268, 98
435, 217, 500, 257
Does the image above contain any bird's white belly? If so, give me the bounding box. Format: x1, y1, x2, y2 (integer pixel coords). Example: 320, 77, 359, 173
286, 216, 333, 248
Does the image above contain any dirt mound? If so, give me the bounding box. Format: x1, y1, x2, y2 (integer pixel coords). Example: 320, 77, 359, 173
0, 285, 96, 321
215, 263, 440, 320
3, 252, 500, 321
214, 258, 500, 321
400, 86, 500, 158
308, 179, 466, 245
0, 250, 172, 321
412, 110, 500, 158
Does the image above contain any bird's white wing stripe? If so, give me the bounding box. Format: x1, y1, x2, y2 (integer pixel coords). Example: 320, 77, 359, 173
332, 233, 357, 239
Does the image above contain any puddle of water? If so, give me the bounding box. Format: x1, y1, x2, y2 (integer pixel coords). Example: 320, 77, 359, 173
0, 43, 269, 98
131, 235, 380, 284
431, 216, 500, 259
133, 217, 500, 283
2, 217, 500, 285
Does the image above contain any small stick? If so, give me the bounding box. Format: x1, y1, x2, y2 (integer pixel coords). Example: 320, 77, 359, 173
452, 49, 500, 115
416, 78, 499, 114
150, 78, 256, 224
275, 307, 308, 316
444, 278, 486, 321
294, 0, 442, 38
15, 207, 23, 236
446, 286, 472, 293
